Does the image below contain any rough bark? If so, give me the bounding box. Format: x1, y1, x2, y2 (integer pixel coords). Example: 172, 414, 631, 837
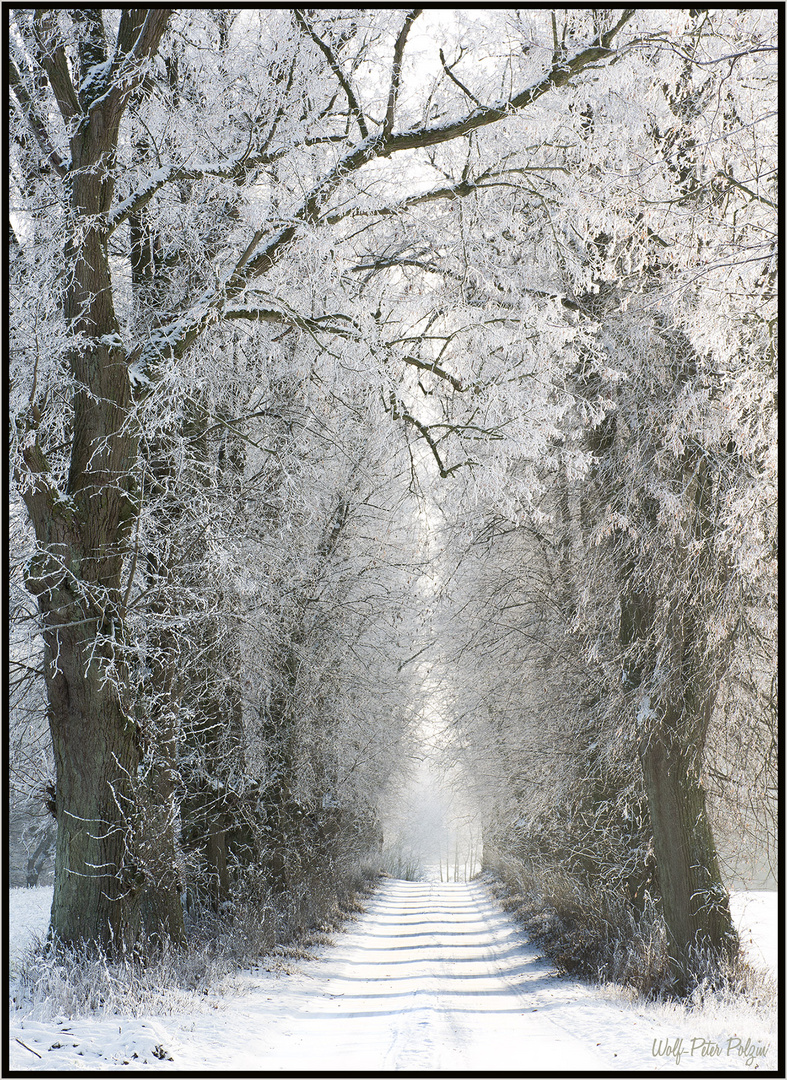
16, 9, 176, 955
44, 615, 143, 952
640, 726, 737, 988
620, 434, 737, 987
621, 576, 737, 987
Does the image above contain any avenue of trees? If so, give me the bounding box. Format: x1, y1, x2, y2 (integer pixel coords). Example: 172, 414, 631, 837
9, 8, 776, 995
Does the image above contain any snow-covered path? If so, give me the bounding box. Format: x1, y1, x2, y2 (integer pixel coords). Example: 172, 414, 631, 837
10, 880, 777, 1072
129, 880, 671, 1072
259, 878, 641, 1072
250, 876, 659, 1073
190, 878, 618, 1073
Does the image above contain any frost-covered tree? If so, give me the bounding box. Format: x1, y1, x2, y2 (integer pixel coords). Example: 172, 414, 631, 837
550, 8, 777, 986
10, 7, 638, 955
428, 7, 777, 990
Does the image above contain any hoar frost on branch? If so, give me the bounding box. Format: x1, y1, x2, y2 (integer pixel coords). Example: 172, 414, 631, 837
9, 8, 776, 997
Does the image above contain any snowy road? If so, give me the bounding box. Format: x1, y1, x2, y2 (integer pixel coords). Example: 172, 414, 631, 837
233, 878, 616, 1073
10, 880, 777, 1072
149, 880, 673, 1072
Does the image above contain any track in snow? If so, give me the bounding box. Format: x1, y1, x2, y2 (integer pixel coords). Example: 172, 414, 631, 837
312, 877, 608, 1072
12, 879, 766, 1071
166, 878, 660, 1072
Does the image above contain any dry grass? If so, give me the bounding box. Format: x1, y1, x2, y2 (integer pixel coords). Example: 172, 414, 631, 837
486, 860, 759, 1001
12, 859, 381, 1020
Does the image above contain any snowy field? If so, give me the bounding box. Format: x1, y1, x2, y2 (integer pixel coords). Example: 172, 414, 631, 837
8, 881, 778, 1072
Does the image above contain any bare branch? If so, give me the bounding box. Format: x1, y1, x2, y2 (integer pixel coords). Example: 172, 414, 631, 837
397, 354, 465, 392
400, 409, 470, 479
223, 304, 358, 337
115, 8, 148, 56
379, 10, 636, 158
717, 171, 776, 210
99, 9, 173, 128
107, 135, 348, 234
9, 56, 66, 177
224, 306, 465, 390
439, 48, 483, 109
324, 177, 484, 227
124, 8, 173, 65
31, 10, 80, 125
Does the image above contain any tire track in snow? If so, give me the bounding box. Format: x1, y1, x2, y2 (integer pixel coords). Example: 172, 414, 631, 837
367, 879, 602, 1071
9, 881, 776, 1071
302, 877, 614, 1072
271, 877, 668, 1072
379, 881, 470, 1071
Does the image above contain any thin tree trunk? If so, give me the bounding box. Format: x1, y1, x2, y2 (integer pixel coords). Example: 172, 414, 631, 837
26, 823, 56, 889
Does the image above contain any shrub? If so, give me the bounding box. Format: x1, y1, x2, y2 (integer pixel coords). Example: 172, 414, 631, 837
12, 856, 380, 1019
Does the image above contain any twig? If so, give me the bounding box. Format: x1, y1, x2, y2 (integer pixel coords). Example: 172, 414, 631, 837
294, 9, 368, 140
15, 1038, 42, 1059
439, 48, 483, 109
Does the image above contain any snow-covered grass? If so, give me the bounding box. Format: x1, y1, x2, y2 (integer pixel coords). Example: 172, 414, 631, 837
9, 886, 266, 1020
9, 871, 375, 1022
9, 886, 52, 977
593, 891, 778, 1072
8, 883, 778, 1072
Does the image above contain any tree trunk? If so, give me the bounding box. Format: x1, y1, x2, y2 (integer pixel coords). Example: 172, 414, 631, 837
178, 611, 247, 910
17, 8, 177, 955
45, 619, 143, 953
620, 572, 737, 987
258, 647, 306, 894
133, 537, 187, 943
640, 724, 737, 989
136, 715, 187, 947
26, 823, 56, 889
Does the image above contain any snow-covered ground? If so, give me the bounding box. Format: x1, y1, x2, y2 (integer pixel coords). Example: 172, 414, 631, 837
8, 881, 778, 1072
729, 890, 779, 976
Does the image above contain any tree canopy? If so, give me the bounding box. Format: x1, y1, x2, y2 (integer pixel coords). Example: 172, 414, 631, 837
9, 7, 777, 993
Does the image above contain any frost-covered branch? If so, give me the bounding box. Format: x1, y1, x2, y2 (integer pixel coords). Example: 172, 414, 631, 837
383, 9, 422, 137
9, 57, 67, 177
30, 11, 80, 125
294, 9, 369, 140
142, 14, 635, 368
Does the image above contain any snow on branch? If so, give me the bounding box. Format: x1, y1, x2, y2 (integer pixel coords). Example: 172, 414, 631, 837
294, 9, 369, 141
131, 13, 637, 379
383, 9, 422, 138
9, 57, 67, 177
